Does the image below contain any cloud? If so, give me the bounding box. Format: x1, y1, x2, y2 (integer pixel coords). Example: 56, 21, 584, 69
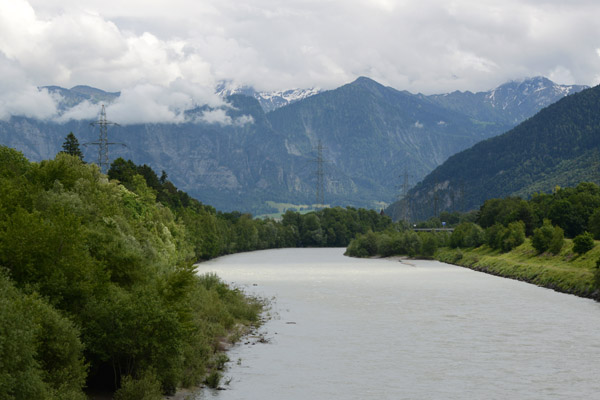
2, 0, 600, 122
0, 55, 58, 120
0, 0, 224, 123
197, 108, 254, 127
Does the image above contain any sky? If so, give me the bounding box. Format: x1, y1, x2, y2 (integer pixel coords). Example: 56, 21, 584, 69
1, 0, 600, 123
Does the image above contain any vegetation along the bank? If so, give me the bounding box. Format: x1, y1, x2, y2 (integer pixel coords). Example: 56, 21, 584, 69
0, 145, 393, 399
346, 182, 600, 299
0, 146, 264, 399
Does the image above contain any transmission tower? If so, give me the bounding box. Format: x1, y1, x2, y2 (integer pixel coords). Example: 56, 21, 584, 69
86, 105, 123, 173
433, 174, 439, 218
399, 169, 413, 223
313, 140, 327, 209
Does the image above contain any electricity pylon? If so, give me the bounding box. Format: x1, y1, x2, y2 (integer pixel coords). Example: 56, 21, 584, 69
86, 105, 123, 173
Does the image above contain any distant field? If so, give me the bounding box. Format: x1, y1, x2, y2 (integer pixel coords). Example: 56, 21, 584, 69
256, 201, 326, 219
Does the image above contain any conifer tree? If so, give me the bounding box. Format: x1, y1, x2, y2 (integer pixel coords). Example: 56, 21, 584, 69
61, 132, 83, 161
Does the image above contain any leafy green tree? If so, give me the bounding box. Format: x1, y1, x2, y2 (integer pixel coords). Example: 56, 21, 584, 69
500, 221, 525, 252
588, 208, 600, 239
0, 272, 87, 400
532, 219, 564, 254
549, 225, 565, 255
573, 232, 595, 254
61, 132, 83, 161
450, 222, 485, 248
419, 233, 438, 257
485, 223, 507, 250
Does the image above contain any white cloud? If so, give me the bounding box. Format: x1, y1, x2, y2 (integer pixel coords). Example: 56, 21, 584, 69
197, 109, 254, 127
414, 121, 424, 129
199, 109, 231, 125
2, 0, 600, 121
0, 55, 58, 120
54, 100, 98, 122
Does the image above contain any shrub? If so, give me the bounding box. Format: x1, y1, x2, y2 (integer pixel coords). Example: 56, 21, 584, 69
532, 219, 560, 254
402, 231, 422, 257
114, 372, 163, 400
450, 222, 485, 248
204, 370, 222, 389
573, 232, 595, 254
500, 221, 525, 252
549, 225, 565, 255
419, 233, 438, 257
485, 223, 507, 250
375, 233, 395, 257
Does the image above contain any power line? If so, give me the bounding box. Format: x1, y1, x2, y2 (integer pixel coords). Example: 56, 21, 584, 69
84, 104, 124, 173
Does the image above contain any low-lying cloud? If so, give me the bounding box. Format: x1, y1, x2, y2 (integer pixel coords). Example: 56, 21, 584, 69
2, 0, 600, 123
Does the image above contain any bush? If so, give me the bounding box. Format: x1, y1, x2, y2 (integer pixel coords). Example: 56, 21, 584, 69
402, 231, 422, 257
549, 225, 565, 255
419, 233, 438, 257
500, 221, 525, 252
573, 232, 595, 254
375, 233, 395, 257
344, 232, 379, 258
450, 222, 485, 248
204, 370, 222, 389
0, 272, 87, 400
114, 372, 163, 400
532, 219, 564, 254
485, 223, 507, 250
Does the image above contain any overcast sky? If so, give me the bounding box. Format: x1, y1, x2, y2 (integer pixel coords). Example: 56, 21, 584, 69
1, 0, 600, 123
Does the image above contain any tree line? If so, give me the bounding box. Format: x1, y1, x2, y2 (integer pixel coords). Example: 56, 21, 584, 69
347, 182, 600, 261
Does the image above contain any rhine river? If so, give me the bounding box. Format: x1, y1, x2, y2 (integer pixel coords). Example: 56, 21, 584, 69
193, 248, 600, 399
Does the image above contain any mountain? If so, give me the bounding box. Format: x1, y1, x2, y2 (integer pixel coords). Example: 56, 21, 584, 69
216, 82, 321, 112
423, 76, 587, 125
266, 76, 515, 207
43, 85, 120, 111
1, 77, 586, 215
386, 83, 600, 221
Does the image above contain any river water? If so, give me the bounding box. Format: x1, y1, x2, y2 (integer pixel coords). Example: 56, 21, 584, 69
193, 248, 600, 399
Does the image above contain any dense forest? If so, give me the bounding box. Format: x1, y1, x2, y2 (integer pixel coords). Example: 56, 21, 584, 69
0, 146, 392, 399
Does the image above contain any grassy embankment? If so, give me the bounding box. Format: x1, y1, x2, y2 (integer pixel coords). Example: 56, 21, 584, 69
435, 238, 598, 299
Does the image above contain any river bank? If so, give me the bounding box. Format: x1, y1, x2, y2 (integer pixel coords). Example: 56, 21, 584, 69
435, 239, 599, 300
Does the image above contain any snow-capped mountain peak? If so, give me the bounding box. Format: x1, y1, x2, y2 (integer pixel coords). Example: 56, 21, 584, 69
216, 82, 321, 112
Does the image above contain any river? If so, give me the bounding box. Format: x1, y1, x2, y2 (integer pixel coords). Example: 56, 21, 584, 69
192, 248, 600, 399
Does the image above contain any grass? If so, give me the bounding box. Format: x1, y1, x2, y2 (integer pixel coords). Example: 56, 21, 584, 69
255, 201, 323, 220
435, 238, 598, 299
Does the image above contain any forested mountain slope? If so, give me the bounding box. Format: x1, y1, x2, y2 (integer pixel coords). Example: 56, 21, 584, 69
387, 84, 600, 221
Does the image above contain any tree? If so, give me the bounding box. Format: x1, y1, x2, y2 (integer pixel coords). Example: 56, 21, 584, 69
500, 221, 525, 252
532, 219, 564, 254
573, 232, 594, 254
61, 132, 83, 161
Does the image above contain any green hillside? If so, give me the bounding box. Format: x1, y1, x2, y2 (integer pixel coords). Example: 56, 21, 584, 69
388, 84, 600, 221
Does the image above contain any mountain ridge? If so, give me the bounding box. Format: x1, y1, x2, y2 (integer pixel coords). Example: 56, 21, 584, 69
385, 83, 600, 221
2, 76, 588, 214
